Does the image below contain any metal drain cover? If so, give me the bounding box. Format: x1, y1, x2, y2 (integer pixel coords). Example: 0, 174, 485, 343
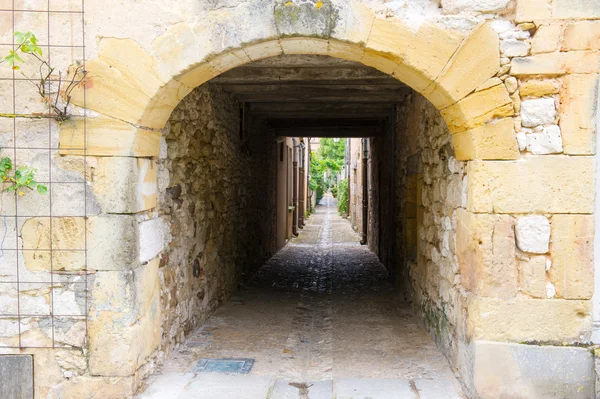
194, 358, 254, 374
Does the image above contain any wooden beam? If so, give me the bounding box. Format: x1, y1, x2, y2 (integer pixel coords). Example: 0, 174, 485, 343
274, 125, 382, 138
269, 118, 382, 128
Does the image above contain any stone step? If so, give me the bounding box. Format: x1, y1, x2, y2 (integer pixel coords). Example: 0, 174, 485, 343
136, 374, 464, 399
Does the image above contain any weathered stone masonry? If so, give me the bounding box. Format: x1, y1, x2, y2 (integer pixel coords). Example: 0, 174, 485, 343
1, 0, 599, 397
157, 83, 278, 361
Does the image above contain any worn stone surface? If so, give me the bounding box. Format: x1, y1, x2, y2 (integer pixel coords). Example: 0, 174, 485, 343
473, 341, 594, 399
89, 156, 157, 214
549, 214, 594, 300
467, 157, 595, 213
467, 298, 592, 342
456, 210, 517, 299
441, 83, 513, 133
559, 74, 598, 155
452, 118, 519, 160
88, 258, 161, 376
531, 24, 563, 54
512, 51, 600, 76
519, 79, 561, 97
156, 84, 278, 365
563, 21, 600, 51
394, 92, 468, 377
519, 256, 546, 298
424, 23, 500, 109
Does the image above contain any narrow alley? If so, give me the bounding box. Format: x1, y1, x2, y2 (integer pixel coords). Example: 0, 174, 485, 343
137, 194, 464, 399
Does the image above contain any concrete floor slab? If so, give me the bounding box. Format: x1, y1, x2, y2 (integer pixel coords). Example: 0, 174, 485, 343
270, 380, 333, 399
136, 373, 195, 399
178, 374, 274, 399
413, 378, 465, 399
335, 378, 417, 399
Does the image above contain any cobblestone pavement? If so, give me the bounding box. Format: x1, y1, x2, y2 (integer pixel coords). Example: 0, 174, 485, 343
137, 194, 465, 398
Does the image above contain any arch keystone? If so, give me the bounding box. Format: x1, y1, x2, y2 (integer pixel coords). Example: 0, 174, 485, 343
274, 0, 333, 38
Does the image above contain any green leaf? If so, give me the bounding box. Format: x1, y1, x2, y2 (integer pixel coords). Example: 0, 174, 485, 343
36, 184, 48, 195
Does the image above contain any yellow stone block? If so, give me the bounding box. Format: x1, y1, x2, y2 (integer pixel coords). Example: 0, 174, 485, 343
401, 22, 464, 92
531, 24, 563, 54
392, 63, 433, 93
549, 214, 594, 299
441, 84, 513, 133
89, 259, 161, 376
424, 23, 500, 109
361, 49, 399, 75
519, 256, 546, 298
519, 78, 560, 97
559, 74, 598, 155
21, 217, 86, 272
330, 0, 375, 45
90, 157, 157, 213
328, 40, 364, 63
456, 209, 517, 299
467, 156, 595, 214
243, 40, 283, 61
69, 59, 152, 129
515, 0, 551, 22
511, 51, 600, 76
452, 118, 519, 160
59, 117, 161, 157
178, 62, 221, 88
281, 37, 329, 55
209, 49, 251, 73
140, 79, 194, 130
98, 38, 164, 98
563, 21, 600, 51
365, 17, 415, 61
467, 297, 591, 342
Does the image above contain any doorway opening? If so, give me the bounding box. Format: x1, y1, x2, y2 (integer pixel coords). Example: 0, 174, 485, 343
137, 54, 466, 398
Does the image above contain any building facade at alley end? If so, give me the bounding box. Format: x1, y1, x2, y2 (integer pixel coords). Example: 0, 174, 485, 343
1, 0, 600, 397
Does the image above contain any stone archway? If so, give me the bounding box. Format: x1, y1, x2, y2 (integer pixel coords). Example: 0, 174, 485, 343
53, 1, 596, 397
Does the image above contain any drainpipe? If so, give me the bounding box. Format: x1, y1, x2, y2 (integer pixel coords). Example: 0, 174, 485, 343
360, 138, 369, 245
292, 138, 299, 237
298, 140, 305, 229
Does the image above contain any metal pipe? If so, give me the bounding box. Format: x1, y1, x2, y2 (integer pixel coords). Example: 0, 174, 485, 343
360, 138, 369, 245
292, 138, 299, 237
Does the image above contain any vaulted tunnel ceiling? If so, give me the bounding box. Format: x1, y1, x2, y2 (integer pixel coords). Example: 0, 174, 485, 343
212, 55, 410, 137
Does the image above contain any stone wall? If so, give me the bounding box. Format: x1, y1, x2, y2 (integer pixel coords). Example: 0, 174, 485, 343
394, 92, 468, 384
156, 83, 278, 362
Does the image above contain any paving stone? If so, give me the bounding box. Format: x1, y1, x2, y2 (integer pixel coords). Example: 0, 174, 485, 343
414, 379, 464, 399
136, 373, 194, 399
334, 378, 417, 399
270, 380, 333, 399
178, 374, 274, 399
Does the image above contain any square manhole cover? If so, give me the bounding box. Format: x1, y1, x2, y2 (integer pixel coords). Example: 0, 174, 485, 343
194, 358, 254, 374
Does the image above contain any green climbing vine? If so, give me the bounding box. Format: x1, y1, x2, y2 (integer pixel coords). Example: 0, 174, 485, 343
0, 31, 85, 197
1, 31, 87, 122
0, 157, 47, 196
